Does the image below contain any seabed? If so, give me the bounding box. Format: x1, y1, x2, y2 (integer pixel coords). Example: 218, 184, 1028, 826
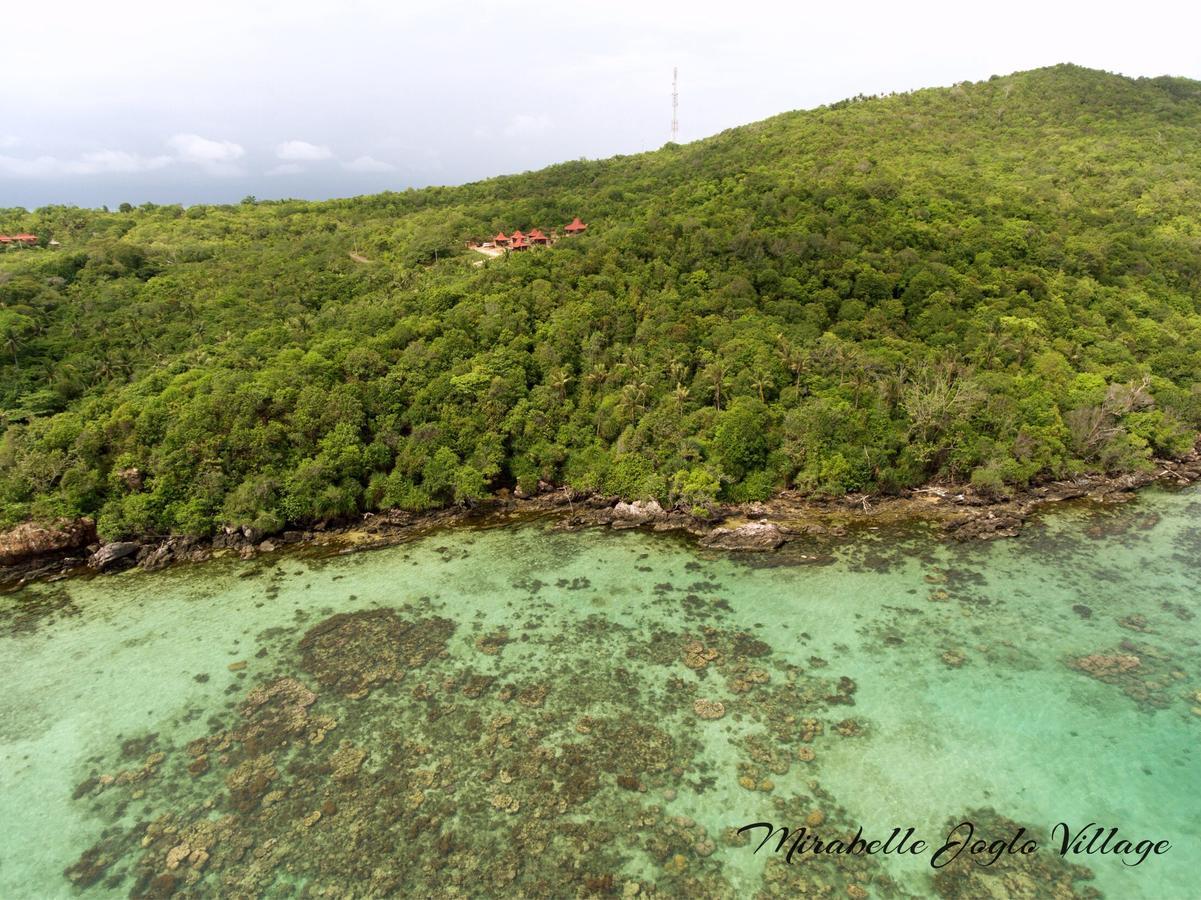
1, 487, 1198, 898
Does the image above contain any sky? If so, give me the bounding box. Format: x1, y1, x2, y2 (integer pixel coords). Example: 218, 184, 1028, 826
2, 0, 1199, 209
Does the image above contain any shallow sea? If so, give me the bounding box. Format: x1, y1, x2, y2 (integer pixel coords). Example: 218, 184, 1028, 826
1, 489, 1198, 897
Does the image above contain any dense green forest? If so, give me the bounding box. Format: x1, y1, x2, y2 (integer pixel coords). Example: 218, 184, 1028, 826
2, 65, 1201, 540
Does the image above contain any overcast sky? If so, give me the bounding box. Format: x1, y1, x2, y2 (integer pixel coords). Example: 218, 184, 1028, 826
2, 1, 1199, 209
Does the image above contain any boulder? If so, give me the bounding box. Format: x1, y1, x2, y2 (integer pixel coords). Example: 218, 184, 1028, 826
139, 544, 174, 571
0, 518, 97, 566
699, 520, 785, 551
89, 541, 141, 570
943, 509, 1023, 541
610, 499, 666, 528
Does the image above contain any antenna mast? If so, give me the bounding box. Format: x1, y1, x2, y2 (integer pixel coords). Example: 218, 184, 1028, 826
671, 66, 679, 142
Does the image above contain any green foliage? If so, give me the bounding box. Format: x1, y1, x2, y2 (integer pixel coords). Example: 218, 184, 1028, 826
603, 455, 664, 501
3, 65, 1201, 534
713, 400, 769, 482
671, 466, 722, 516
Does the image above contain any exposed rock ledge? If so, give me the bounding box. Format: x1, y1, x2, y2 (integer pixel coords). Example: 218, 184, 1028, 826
0, 518, 96, 566
88, 541, 141, 571
698, 521, 786, 551
4, 446, 1201, 587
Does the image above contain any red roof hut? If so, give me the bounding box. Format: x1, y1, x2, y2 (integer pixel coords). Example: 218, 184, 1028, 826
528, 228, 548, 245
494, 232, 510, 245
564, 217, 587, 234
509, 235, 529, 251
13, 234, 37, 244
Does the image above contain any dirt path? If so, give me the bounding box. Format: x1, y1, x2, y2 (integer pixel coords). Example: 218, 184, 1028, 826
348, 252, 371, 263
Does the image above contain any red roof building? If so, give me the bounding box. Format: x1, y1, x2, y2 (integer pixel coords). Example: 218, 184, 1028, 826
494, 232, 510, 245
509, 236, 529, 251
13, 234, 37, 244
564, 217, 587, 234
510, 229, 525, 240
0, 236, 11, 243
528, 228, 548, 244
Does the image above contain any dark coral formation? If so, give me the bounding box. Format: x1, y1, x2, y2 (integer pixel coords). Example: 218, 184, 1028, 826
63, 600, 922, 896
61, 592, 1113, 899
297, 607, 454, 696
1067, 639, 1198, 712
930, 810, 1101, 899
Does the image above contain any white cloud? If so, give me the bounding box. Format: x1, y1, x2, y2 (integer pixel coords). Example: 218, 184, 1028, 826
266, 162, 305, 176
0, 133, 247, 180
276, 140, 333, 161
342, 155, 395, 173
167, 133, 245, 174
0, 149, 172, 177
75, 149, 173, 174
502, 114, 552, 139
0, 135, 18, 149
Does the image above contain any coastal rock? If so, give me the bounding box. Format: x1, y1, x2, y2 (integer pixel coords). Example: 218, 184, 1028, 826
943, 508, 1024, 541
611, 500, 666, 528
88, 541, 141, 570
0, 517, 97, 566
139, 543, 174, 571
699, 521, 785, 551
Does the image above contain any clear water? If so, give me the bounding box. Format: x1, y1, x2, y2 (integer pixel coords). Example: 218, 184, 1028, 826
1, 489, 1198, 898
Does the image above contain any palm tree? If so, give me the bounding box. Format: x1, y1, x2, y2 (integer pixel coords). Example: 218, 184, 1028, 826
550, 369, 572, 401
704, 357, 730, 410
585, 363, 609, 391
673, 383, 690, 412
752, 370, 772, 402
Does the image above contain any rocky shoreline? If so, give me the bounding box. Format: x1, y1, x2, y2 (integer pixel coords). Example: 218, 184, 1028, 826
3, 448, 1201, 590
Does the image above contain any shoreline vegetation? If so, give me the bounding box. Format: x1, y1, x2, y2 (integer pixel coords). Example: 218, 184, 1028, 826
3, 446, 1199, 588
5, 66, 1201, 575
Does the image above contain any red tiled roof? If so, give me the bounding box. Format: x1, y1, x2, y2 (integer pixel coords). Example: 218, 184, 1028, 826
510, 229, 524, 239
564, 217, 587, 232
495, 232, 508, 241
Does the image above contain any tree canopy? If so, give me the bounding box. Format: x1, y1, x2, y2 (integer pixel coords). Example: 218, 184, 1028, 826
2, 65, 1201, 539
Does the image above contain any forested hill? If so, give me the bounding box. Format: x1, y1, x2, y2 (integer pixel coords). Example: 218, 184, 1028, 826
3, 64, 1201, 540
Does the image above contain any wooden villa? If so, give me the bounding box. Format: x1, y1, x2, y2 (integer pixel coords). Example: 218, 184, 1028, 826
468, 217, 588, 259
0, 233, 38, 247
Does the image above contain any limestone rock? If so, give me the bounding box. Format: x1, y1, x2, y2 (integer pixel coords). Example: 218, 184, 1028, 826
0, 517, 97, 566
699, 520, 785, 551
610, 499, 666, 528
88, 541, 141, 570
139, 544, 174, 571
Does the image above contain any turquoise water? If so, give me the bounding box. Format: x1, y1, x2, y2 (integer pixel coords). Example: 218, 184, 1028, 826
0, 490, 1198, 897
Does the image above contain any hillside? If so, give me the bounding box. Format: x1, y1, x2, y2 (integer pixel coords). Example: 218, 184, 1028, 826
2, 64, 1201, 540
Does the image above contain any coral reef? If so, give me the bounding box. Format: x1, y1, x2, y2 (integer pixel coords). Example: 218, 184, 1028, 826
62, 601, 930, 897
